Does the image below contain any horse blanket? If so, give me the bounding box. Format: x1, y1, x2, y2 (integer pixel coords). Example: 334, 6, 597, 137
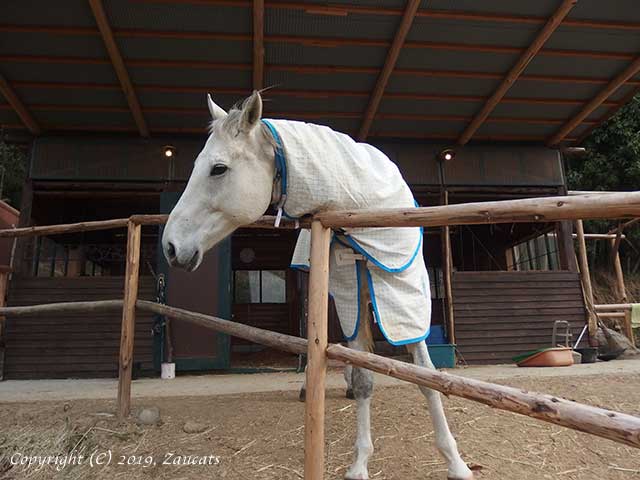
263, 119, 431, 345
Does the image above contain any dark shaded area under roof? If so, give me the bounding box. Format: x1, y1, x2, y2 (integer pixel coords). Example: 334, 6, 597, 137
1, 0, 640, 145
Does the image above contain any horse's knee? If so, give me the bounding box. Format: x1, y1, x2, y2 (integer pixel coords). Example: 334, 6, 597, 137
351, 367, 373, 399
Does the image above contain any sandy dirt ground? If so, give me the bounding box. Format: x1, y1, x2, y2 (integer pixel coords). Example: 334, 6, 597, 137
1, 370, 639, 480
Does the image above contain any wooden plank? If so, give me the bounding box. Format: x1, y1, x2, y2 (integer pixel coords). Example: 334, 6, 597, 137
0, 72, 41, 135
88, 0, 149, 137
316, 192, 640, 229
357, 0, 420, 141
117, 221, 141, 418
305, 220, 331, 480
457, 0, 577, 144
455, 308, 586, 319
252, 0, 264, 90
453, 294, 582, 304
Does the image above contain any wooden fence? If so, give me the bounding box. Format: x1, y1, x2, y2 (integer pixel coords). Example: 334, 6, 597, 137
0, 191, 639, 480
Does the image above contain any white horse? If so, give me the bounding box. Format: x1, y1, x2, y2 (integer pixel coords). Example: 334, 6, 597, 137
162, 91, 473, 480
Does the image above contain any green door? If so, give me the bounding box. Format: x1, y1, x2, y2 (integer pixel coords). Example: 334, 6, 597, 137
156, 192, 231, 371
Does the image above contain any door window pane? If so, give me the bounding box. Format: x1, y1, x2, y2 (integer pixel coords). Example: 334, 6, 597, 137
262, 270, 286, 303
235, 270, 261, 303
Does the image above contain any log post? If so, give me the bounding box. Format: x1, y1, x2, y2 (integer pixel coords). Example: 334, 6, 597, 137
611, 238, 628, 303
305, 220, 331, 480
0, 267, 10, 380
440, 190, 455, 344
117, 220, 142, 418
624, 310, 635, 348
575, 220, 597, 341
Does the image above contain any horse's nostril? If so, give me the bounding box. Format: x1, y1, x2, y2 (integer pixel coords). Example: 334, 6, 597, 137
167, 242, 176, 258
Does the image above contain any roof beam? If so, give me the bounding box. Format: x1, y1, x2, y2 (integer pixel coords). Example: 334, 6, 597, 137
88, 0, 149, 137
457, 0, 577, 145
1, 24, 636, 61
0, 72, 41, 135
357, 0, 420, 141
550, 55, 640, 146
252, 0, 264, 90
5, 55, 639, 87
11, 81, 620, 107
132, 1, 640, 31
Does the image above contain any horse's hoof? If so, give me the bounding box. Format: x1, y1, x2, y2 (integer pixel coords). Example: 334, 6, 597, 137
447, 473, 475, 480
344, 473, 368, 480
345, 388, 355, 399
298, 388, 306, 402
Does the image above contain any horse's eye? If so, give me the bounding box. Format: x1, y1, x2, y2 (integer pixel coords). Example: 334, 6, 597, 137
210, 164, 228, 176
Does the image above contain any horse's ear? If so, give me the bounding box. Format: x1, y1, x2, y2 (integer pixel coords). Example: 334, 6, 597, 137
241, 90, 262, 130
207, 94, 228, 120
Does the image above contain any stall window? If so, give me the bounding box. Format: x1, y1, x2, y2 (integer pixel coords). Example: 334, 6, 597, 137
234, 270, 286, 303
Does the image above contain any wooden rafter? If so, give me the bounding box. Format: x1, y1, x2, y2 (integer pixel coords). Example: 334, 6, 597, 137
252, 0, 264, 90
357, 0, 420, 141
88, 0, 149, 137
0, 72, 41, 135
2, 25, 636, 61
10, 81, 620, 108
132, 1, 640, 32
0, 103, 599, 127
457, 0, 577, 145
5, 55, 639, 87
554, 57, 640, 145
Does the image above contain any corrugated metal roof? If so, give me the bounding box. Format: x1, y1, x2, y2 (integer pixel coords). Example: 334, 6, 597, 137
1, 0, 639, 145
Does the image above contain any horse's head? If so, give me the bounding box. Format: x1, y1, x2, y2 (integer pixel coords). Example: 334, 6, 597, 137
162, 91, 275, 271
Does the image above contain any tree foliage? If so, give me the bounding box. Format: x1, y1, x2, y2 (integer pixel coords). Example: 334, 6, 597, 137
566, 96, 640, 273
0, 141, 27, 208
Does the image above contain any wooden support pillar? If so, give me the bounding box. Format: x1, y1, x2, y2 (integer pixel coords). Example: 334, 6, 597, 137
0, 267, 10, 380
117, 220, 141, 418
440, 190, 455, 344
575, 220, 597, 341
14, 179, 33, 275
623, 310, 635, 348
305, 220, 331, 480
556, 221, 578, 272
611, 238, 627, 303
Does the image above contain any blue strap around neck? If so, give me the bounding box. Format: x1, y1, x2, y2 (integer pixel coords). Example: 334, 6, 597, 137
261, 119, 287, 199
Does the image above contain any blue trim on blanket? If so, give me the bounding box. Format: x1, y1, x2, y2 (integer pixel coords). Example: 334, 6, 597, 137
337, 227, 423, 273
364, 268, 430, 346
343, 261, 361, 342
290, 263, 309, 272
262, 119, 298, 220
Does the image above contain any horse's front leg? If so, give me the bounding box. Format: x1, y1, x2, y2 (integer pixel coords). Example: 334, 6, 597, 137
344, 338, 374, 480
406, 341, 473, 480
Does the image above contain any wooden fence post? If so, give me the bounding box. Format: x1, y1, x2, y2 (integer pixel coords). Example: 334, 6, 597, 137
610, 238, 628, 303
575, 220, 597, 340
0, 267, 10, 380
305, 220, 331, 480
117, 220, 142, 418
440, 190, 455, 344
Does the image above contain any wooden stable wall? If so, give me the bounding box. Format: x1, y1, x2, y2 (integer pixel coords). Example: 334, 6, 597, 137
453, 271, 586, 364
4, 276, 156, 379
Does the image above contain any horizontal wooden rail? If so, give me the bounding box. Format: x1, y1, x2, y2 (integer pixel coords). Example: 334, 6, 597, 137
136, 301, 307, 355
316, 192, 640, 228
2, 299, 638, 448
596, 304, 633, 311
0, 214, 308, 238
327, 344, 640, 449
0, 299, 124, 316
